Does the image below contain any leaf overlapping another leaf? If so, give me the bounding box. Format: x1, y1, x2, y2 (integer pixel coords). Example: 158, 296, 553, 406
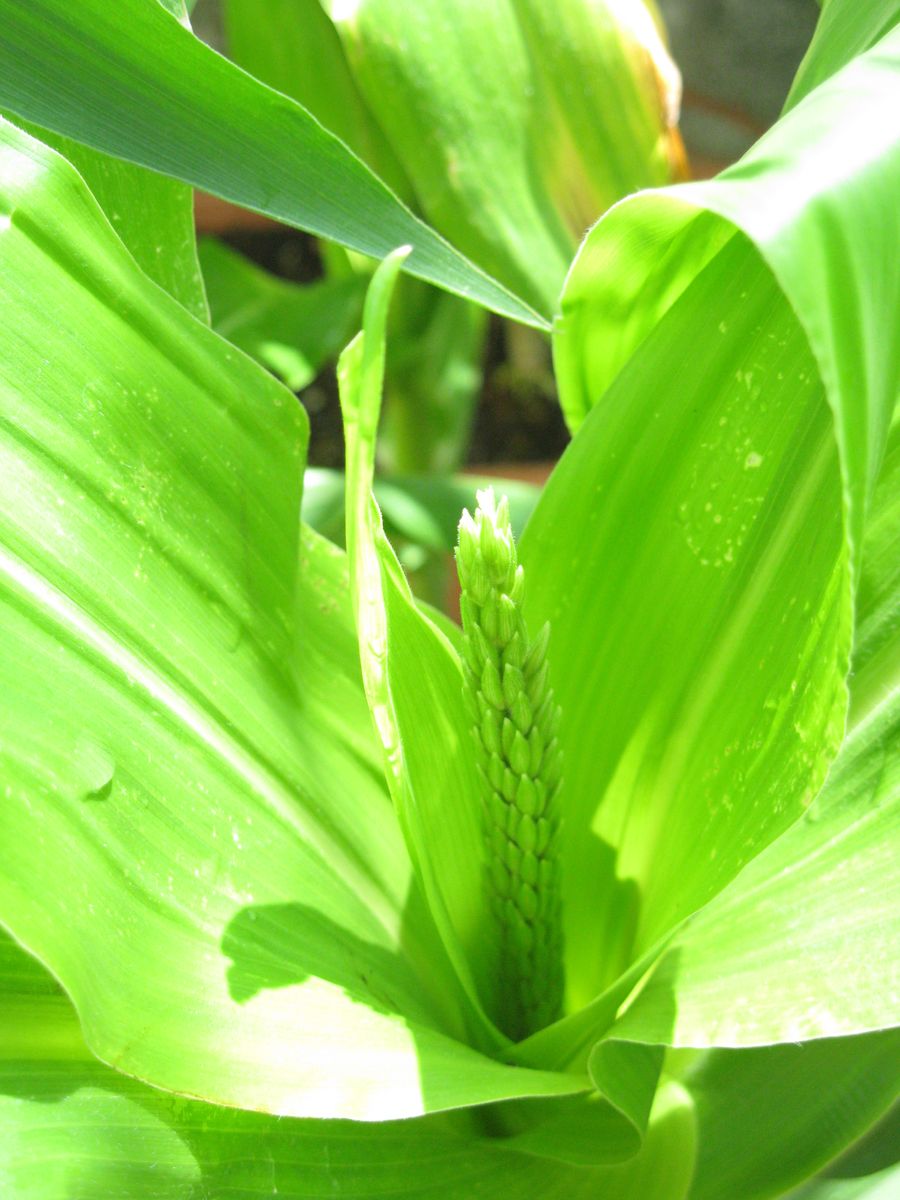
0, 122, 585, 1122
0, 0, 547, 327
0, 0, 898, 1194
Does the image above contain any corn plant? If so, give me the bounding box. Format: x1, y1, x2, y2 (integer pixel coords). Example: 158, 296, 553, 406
0, 1, 898, 1197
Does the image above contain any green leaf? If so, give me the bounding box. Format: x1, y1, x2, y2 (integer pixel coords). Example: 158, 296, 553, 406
786, 0, 900, 110
337, 255, 684, 1164
510, 0, 684, 210
199, 237, 366, 390
597, 415, 900, 1054
822, 1100, 900, 1181
530, 232, 850, 1019
9, 114, 208, 322
0, 120, 578, 1120
339, 250, 508, 1038
0, 0, 547, 327
223, 0, 412, 199
0, 930, 696, 1198
527, 30, 900, 1034
6, 2, 206, 320
326, 0, 680, 314
603, 648, 900, 1047
554, 28, 900, 561
851, 407, 900, 721
788, 1165, 900, 1200
683, 1033, 900, 1200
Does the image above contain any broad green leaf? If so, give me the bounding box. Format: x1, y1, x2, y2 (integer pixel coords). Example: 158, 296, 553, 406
592, 415, 900, 1059
529, 233, 848, 1015
0, 121, 579, 1120
787, 0, 900, 109
592, 469, 900, 1050
224, 0, 411, 200
199, 237, 366, 390
683, 1033, 900, 1200
327, 0, 680, 314
554, 30, 900, 561
0, 0, 547, 328
596, 615, 900, 1047
0, 931, 696, 1198
530, 30, 900, 1030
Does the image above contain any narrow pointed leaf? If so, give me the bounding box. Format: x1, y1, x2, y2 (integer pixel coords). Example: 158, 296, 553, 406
786, 0, 900, 109
326, 0, 680, 314
0, 0, 547, 327
224, 0, 412, 199
339, 251, 508, 1039
8, 0, 206, 319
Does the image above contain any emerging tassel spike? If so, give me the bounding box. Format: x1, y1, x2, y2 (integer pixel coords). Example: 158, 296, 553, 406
456, 488, 564, 1040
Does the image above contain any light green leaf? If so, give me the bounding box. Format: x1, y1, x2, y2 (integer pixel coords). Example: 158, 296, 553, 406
338, 249, 507, 1038
787, 0, 900, 110
199, 237, 366, 390
326, 0, 680, 314
0, 120, 578, 1120
683, 1033, 900, 1200
591, 415, 900, 1052
527, 30, 900, 1036
0, 0, 547, 327
0, 931, 695, 1198
530, 233, 849, 1016
554, 29, 900, 560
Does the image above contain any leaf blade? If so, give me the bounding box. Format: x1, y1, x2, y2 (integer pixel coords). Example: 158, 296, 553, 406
0, 0, 548, 326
